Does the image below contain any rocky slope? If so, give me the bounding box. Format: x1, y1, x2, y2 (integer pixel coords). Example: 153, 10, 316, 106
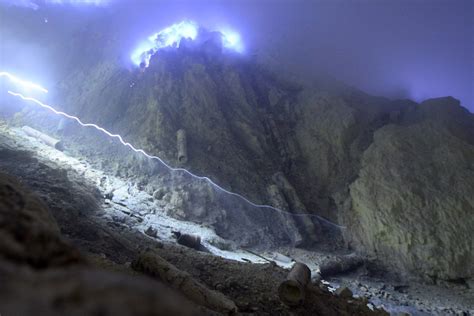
0, 162, 202, 316
0, 125, 388, 315
349, 120, 474, 281
9, 24, 474, 284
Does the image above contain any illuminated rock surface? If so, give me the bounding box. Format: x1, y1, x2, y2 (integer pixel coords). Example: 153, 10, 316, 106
47, 37, 474, 282
1, 7, 473, 314
0, 165, 202, 316
349, 120, 474, 281
0, 127, 384, 315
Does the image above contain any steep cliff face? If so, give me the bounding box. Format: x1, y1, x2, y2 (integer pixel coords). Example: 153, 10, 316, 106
17, 30, 473, 280
349, 121, 474, 281
57, 46, 398, 223
59, 49, 302, 205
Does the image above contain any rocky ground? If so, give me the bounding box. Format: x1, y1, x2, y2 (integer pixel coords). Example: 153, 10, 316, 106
0, 120, 383, 315
0, 120, 472, 315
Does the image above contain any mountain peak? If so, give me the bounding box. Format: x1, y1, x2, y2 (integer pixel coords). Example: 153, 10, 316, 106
131, 21, 244, 69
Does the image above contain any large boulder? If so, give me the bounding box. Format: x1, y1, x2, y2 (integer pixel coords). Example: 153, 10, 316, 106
349, 121, 474, 281
0, 171, 83, 268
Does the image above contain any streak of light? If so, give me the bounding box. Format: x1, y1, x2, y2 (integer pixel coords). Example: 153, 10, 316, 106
0, 72, 48, 94
7, 90, 345, 229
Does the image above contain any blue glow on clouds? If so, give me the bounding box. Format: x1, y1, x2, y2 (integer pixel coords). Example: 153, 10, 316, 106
131, 21, 244, 67
131, 20, 199, 67
220, 29, 244, 53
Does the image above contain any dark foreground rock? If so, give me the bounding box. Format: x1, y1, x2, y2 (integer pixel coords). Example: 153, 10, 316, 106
0, 171, 82, 268
0, 170, 202, 316
0, 259, 202, 316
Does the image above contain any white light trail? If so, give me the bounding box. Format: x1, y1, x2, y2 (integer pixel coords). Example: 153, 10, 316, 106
0, 72, 48, 94
7, 90, 345, 229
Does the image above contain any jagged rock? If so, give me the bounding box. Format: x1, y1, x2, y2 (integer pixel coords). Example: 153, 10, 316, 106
0, 171, 83, 268
12, 21, 474, 282
153, 188, 166, 200
0, 259, 204, 316
349, 121, 474, 280
145, 226, 158, 238
319, 254, 364, 277
335, 286, 353, 298
175, 232, 202, 250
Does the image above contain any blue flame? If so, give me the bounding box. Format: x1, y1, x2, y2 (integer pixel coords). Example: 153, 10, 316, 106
131, 21, 199, 67
221, 29, 244, 53
131, 21, 244, 67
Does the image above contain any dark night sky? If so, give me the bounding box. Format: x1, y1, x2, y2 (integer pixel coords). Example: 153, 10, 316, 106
1, 0, 473, 112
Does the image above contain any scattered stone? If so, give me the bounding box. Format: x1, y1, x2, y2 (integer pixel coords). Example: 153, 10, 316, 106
173, 231, 202, 250
145, 226, 158, 238
153, 188, 166, 200
394, 285, 409, 293
319, 255, 364, 278
335, 286, 353, 298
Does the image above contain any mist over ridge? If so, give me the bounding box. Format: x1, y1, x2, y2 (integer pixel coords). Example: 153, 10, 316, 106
1, 0, 473, 112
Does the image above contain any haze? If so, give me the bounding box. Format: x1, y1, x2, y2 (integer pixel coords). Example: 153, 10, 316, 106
1, 0, 473, 111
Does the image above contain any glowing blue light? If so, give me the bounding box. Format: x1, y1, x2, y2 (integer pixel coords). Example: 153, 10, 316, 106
221, 30, 244, 53
151, 21, 198, 46
130, 40, 156, 68
131, 21, 245, 67
131, 21, 198, 67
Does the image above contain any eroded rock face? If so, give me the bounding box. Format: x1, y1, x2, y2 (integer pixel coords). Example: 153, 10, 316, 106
13, 32, 474, 280
48, 50, 392, 246
349, 121, 474, 281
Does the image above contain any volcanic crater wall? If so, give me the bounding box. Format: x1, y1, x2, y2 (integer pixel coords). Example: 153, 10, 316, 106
15, 29, 474, 281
